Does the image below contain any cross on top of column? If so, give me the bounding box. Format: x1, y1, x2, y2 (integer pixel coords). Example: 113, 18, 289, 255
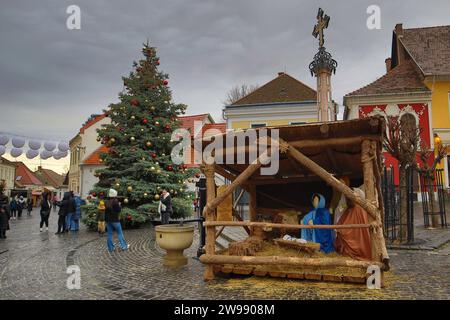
312, 8, 330, 48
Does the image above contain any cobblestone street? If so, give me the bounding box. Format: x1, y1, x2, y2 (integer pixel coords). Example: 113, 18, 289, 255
0, 208, 449, 300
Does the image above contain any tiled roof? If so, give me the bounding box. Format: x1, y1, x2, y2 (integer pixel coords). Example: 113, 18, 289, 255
401, 25, 450, 76
82, 145, 109, 165
34, 167, 65, 188
201, 123, 227, 137
80, 114, 107, 134
178, 114, 211, 136
15, 162, 43, 186
345, 60, 430, 97
230, 72, 316, 106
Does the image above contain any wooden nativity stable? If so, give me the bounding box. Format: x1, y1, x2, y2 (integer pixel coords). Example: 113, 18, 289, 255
198, 117, 390, 284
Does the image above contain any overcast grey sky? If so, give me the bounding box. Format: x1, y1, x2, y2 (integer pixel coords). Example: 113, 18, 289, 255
1, 0, 449, 144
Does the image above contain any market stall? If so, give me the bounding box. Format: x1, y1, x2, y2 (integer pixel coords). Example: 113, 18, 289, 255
198, 117, 389, 284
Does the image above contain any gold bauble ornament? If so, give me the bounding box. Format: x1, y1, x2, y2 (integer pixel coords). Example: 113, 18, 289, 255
127, 186, 133, 192
154, 194, 160, 200
110, 138, 116, 144
155, 121, 160, 126
131, 115, 136, 120
157, 186, 161, 190
124, 198, 129, 204
143, 192, 148, 198
146, 141, 152, 147
130, 137, 135, 142
115, 183, 120, 188
150, 166, 155, 171
156, 169, 161, 174
150, 106, 155, 111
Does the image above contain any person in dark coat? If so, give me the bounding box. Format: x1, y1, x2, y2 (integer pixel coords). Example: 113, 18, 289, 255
0, 194, 10, 239
27, 198, 33, 216
9, 197, 17, 220
158, 189, 173, 225
40, 192, 51, 232
17, 196, 25, 218
105, 189, 129, 252
56, 192, 70, 234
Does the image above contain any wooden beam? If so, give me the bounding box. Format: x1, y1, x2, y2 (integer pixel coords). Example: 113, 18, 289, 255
361, 140, 390, 267
204, 221, 371, 230
288, 135, 381, 149
248, 184, 257, 223
233, 189, 245, 209
200, 254, 384, 270
201, 163, 216, 281
279, 138, 379, 220
214, 164, 236, 182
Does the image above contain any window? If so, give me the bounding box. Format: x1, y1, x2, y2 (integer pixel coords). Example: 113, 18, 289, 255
289, 122, 306, 125
251, 123, 266, 128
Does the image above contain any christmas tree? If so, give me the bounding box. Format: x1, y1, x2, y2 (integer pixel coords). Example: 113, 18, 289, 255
82, 42, 196, 229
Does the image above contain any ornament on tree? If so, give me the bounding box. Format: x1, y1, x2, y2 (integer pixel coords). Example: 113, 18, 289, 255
143, 192, 148, 198
151, 153, 157, 158
167, 165, 173, 171
163, 80, 168, 86
142, 118, 148, 125
109, 138, 116, 144
146, 141, 152, 147
154, 194, 160, 200
130, 137, 136, 142
150, 166, 156, 171
124, 198, 129, 204
150, 106, 155, 112
131, 99, 139, 106
156, 60, 160, 65
127, 186, 133, 192
155, 121, 160, 126
131, 115, 136, 120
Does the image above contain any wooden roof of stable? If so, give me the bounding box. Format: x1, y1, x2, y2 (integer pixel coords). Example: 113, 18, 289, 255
202, 117, 384, 184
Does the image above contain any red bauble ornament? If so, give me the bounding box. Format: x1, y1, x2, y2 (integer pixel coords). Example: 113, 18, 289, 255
163, 80, 169, 86
136, 67, 142, 72
142, 119, 148, 125
127, 215, 132, 221
167, 165, 173, 171
156, 60, 160, 66
151, 153, 157, 158
131, 99, 139, 106
165, 125, 171, 131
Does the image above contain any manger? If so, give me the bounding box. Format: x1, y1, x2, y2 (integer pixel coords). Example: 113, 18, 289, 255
197, 117, 389, 285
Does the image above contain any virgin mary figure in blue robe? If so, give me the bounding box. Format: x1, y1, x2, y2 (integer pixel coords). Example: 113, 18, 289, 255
301, 193, 334, 253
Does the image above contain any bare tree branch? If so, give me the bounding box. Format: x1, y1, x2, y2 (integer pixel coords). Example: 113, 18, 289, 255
223, 84, 259, 105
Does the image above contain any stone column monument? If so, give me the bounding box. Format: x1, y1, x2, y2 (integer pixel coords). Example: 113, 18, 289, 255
309, 8, 337, 122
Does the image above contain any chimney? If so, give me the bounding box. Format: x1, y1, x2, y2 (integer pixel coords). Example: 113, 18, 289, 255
385, 58, 392, 73
394, 23, 405, 66
278, 72, 285, 76
395, 23, 403, 38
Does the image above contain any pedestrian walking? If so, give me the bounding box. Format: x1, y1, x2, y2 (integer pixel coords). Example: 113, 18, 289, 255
65, 192, 76, 232
0, 185, 10, 239
17, 196, 25, 218
10, 197, 17, 220
40, 192, 51, 232
27, 198, 33, 216
71, 193, 85, 231
56, 192, 70, 234
158, 189, 173, 225
105, 189, 129, 252
97, 199, 106, 235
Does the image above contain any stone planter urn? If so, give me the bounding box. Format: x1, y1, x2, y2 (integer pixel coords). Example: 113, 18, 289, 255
155, 224, 194, 267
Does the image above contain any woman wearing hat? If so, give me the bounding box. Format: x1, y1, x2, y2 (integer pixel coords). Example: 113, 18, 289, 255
105, 189, 129, 252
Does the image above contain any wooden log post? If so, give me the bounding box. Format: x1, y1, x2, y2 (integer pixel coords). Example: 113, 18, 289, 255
202, 163, 216, 281
361, 140, 390, 268
248, 184, 258, 234
200, 254, 384, 269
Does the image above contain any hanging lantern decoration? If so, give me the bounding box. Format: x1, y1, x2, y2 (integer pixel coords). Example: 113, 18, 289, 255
44, 142, 56, 152
58, 141, 69, 152
40, 150, 53, 160
12, 137, 25, 148
0, 135, 9, 146
28, 140, 41, 150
